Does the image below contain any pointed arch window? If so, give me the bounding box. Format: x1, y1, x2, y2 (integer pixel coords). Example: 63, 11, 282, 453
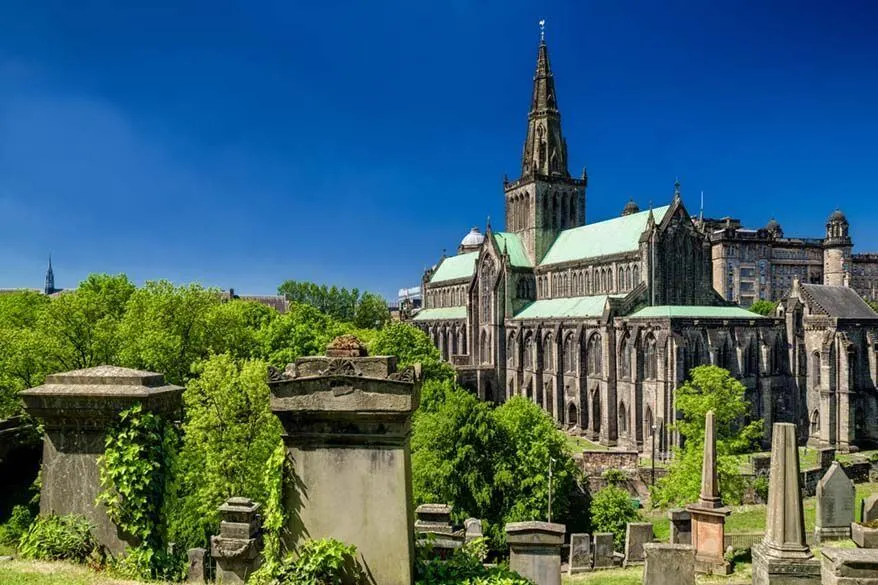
564, 333, 576, 373
645, 335, 658, 380
523, 334, 534, 370
507, 335, 516, 366
620, 338, 631, 380
543, 335, 554, 371
587, 334, 602, 376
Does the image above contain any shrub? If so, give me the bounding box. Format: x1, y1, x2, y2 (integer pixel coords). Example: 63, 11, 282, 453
251, 538, 365, 585
601, 469, 626, 487
753, 475, 769, 503
590, 485, 640, 550
18, 514, 96, 563
416, 537, 530, 585
108, 544, 184, 582
0, 505, 34, 546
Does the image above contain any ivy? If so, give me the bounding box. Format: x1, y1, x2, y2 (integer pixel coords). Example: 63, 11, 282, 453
97, 402, 179, 582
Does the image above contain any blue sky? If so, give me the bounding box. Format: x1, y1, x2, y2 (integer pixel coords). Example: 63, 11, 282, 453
1, 1, 877, 299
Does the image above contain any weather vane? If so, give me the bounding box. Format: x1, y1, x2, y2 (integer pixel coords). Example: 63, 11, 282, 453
539, 19, 546, 42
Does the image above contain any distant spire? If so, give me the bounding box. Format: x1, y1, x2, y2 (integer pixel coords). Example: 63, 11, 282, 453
44, 254, 55, 295
539, 18, 546, 43
673, 177, 681, 201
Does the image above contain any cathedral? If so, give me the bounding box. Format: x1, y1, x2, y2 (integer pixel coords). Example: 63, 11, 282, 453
412, 36, 878, 454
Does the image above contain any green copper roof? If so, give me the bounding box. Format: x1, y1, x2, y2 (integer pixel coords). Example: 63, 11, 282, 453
430, 252, 478, 284
412, 306, 467, 321
628, 305, 765, 319
493, 232, 532, 267
512, 295, 625, 320
540, 205, 671, 266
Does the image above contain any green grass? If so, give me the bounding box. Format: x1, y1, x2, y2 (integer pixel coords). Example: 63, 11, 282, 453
837, 449, 878, 464
565, 434, 608, 453
564, 566, 642, 584
732, 446, 822, 474
0, 560, 159, 585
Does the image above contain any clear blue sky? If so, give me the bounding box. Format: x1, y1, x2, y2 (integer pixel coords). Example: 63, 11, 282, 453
2, 1, 877, 299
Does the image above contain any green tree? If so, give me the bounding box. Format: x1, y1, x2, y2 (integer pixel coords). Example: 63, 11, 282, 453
653, 365, 763, 507
867, 299, 878, 313
258, 302, 350, 367
590, 485, 640, 549
167, 354, 282, 549
353, 292, 391, 330
370, 322, 454, 384
0, 292, 54, 418
277, 280, 361, 322
748, 300, 778, 316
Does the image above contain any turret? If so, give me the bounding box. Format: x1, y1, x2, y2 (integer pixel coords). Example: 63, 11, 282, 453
823, 209, 852, 287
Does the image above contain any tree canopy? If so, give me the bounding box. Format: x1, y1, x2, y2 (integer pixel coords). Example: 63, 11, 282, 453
748, 300, 778, 316
277, 280, 390, 329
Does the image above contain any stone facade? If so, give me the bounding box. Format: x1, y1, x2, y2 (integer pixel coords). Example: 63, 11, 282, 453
409, 35, 878, 454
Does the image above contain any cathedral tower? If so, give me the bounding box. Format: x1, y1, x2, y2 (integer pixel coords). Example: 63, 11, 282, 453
504, 30, 587, 264
44, 255, 55, 295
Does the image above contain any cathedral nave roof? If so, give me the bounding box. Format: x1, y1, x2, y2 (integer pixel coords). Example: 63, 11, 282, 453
429, 251, 479, 284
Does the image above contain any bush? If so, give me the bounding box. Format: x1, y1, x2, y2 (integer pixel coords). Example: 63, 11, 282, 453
18, 514, 96, 563
108, 544, 184, 582
0, 505, 34, 547
251, 538, 365, 585
590, 486, 640, 550
753, 475, 769, 503
416, 537, 530, 585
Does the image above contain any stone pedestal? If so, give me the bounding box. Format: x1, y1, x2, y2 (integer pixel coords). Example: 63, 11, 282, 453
815, 462, 855, 543
19, 366, 183, 555
752, 423, 820, 585
414, 504, 462, 558
186, 547, 209, 583
821, 547, 878, 584
210, 497, 263, 584
505, 521, 565, 585
268, 338, 422, 585
668, 509, 692, 545
643, 543, 694, 585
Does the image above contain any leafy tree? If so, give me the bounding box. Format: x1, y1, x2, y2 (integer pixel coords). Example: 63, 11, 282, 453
167, 354, 282, 549
258, 302, 350, 367
353, 292, 390, 330
868, 299, 878, 314
370, 322, 454, 384
0, 293, 54, 417
653, 365, 763, 507
748, 300, 778, 316
277, 280, 361, 322
590, 485, 640, 549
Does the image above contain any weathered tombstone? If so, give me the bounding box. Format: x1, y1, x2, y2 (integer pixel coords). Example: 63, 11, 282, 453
818, 448, 837, 470
268, 336, 422, 585
686, 411, 731, 575
668, 509, 692, 545
643, 543, 695, 585
19, 366, 183, 555
863, 494, 878, 524
592, 533, 615, 568
415, 503, 453, 534
815, 462, 855, 543
463, 518, 483, 544
623, 522, 654, 566
210, 497, 263, 584
820, 548, 878, 585
752, 423, 821, 585
505, 522, 565, 585
752, 454, 772, 476
186, 548, 209, 583
567, 533, 591, 574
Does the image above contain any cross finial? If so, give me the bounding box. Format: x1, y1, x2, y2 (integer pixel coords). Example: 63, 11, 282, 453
539, 19, 546, 42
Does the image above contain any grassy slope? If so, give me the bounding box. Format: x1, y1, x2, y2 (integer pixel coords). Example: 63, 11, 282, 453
0, 560, 160, 585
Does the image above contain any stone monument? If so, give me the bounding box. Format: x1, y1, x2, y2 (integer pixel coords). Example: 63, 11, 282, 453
863, 494, 878, 524
752, 422, 821, 585
820, 548, 878, 585
592, 533, 615, 568
623, 522, 654, 566
414, 503, 462, 558
686, 410, 731, 575
643, 543, 695, 585
268, 336, 422, 585
567, 533, 591, 574
19, 366, 183, 554
505, 521, 566, 585
815, 461, 855, 543
668, 509, 692, 545
463, 518, 483, 544
186, 548, 209, 583
210, 497, 263, 584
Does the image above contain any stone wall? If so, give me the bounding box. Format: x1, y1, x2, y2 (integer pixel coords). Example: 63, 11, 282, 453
575, 450, 639, 475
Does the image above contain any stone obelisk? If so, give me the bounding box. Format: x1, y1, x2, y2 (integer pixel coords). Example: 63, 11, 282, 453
751, 422, 820, 585
686, 411, 731, 575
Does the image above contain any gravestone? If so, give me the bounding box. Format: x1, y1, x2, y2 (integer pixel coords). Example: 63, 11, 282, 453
19, 366, 183, 555
593, 533, 615, 568
818, 448, 837, 470
623, 522, 654, 566
415, 503, 453, 534
752, 422, 821, 585
815, 462, 855, 543
505, 522, 565, 585
268, 336, 422, 585
186, 548, 208, 583
643, 543, 695, 585
686, 411, 731, 575
210, 497, 263, 584
820, 548, 878, 585
464, 518, 483, 543
668, 509, 692, 545
863, 494, 878, 524
568, 533, 591, 574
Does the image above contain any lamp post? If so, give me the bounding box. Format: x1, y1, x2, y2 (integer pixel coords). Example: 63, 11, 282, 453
548, 457, 555, 523
650, 424, 657, 487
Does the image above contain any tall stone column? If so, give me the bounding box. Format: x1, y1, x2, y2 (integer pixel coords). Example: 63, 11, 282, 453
19, 366, 183, 555
686, 411, 731, 575
752, 422, 820, 585
268, 336, 422, 585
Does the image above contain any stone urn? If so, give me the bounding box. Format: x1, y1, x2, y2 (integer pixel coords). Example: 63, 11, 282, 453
851, 522, 878, 548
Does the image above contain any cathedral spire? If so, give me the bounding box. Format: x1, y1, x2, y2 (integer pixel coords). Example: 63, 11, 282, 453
44, 255, 55, 295
520, 25, 569, 178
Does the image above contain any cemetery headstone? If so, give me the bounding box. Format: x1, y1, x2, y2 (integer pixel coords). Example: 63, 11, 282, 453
643, 543, 695, 585
567, 533, 591, 574
668, 509, 692, 545
815, 461, 855, 543
863, 494, 878, 524
268, 336, 422, 585
505, 521, 565, 585
186, 547, 209, 583
464, 518, 483, 543
592, 533, 615, 568
624, 522, 654, 566
752, 423, 820, 585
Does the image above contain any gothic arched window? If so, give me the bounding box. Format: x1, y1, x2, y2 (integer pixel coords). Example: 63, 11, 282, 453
633, 265, 640, 285
523, 334, 534, 370
564, 333, 575, 373
813, 351, 822, 387
507, 335, 516, 366
620, 337, 631, 380
645, 335, 658, 380
544, 335, 554, 371
587, 334, 602, 376
619, 401, 628, 436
